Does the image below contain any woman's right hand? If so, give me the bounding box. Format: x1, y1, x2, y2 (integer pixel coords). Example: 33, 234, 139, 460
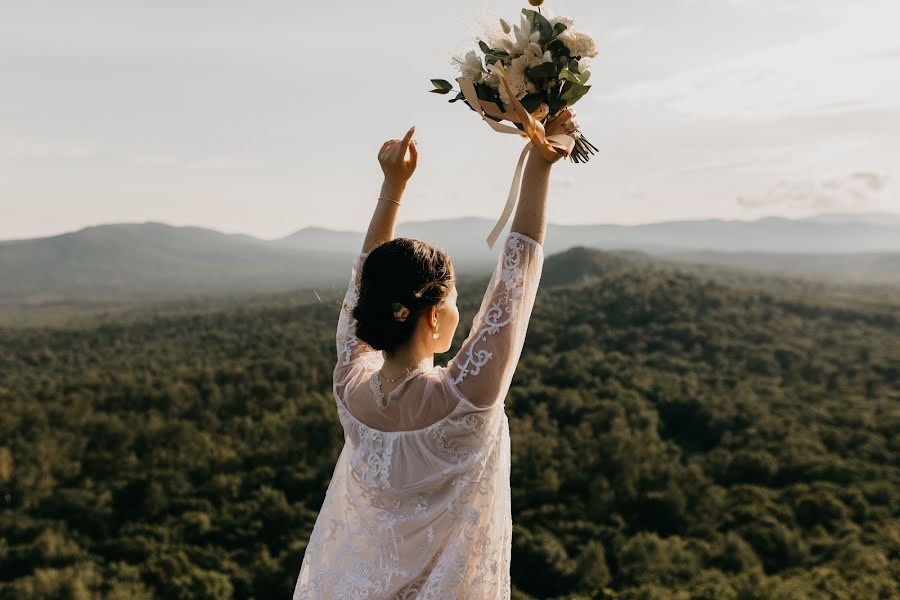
545, 109, 577, 138
532, 108, 578, 165
378, 126, 418, 189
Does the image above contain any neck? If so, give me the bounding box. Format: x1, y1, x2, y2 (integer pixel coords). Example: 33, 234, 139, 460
382, 346, 433, 375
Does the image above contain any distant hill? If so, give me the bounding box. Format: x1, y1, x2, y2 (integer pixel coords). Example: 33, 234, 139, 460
277, 212, 900, 257
1, 213, 899, 310
662, 250, 900, 285
0, 222, 349, 304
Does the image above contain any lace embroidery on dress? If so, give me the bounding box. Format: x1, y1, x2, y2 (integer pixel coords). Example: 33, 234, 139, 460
295, 232, 540, 599
346, 417, 403, 492
338, 271, 362, 366
452, 233, 531, 384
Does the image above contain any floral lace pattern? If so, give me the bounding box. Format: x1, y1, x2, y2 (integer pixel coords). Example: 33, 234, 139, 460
295, 232, 542, 598
452, 234, 531, 384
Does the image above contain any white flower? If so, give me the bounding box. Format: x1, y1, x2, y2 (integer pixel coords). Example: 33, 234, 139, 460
454, 49, 485, 83
494, 55, 529, 107
559, 30, 598, 58
550, 15, 575, 30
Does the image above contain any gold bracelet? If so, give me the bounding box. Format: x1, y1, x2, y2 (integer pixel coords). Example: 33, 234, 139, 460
378, 196, 401, 206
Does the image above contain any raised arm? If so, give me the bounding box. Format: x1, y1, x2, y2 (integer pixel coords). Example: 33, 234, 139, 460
334, 125, 418, 396
446, 110, 575, 407
362, 125, 418, 253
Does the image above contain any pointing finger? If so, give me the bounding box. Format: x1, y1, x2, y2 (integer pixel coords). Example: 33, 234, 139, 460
397, 126, 415, 156
408, 137, 418, 169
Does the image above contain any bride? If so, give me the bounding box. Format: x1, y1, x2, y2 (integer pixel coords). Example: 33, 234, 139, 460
293, 108, 577, 599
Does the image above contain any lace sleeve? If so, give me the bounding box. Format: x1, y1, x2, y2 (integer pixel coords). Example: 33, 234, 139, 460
334, 252, 382, 396
446, 231, 544, 408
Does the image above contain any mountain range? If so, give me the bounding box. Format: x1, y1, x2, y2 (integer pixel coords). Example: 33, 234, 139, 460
1, 212, 898, 308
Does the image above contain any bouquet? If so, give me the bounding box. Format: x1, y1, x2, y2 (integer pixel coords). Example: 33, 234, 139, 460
430, 3, 599, 164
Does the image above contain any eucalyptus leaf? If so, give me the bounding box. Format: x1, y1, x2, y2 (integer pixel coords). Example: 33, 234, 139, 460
522, 8, 553, 44
548, 85, 565, 115
558, 69, 579, 84
519, 93, 544, 113
553, 23, 568, 37
474, 82, 500, 104
526, 61, 558, 80
561, 83, 591, 105
430, 79, 453, 91
549, 39, 570, 59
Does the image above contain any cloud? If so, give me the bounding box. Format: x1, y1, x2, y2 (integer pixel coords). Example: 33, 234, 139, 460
0, 133, 97, 161
850, 171, 888, 192
598, 2, 900, 120
0, 126, 255, 173
737, 172, 891, 211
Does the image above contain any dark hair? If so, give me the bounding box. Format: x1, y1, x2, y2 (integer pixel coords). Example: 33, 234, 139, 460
352, 238, 455, 354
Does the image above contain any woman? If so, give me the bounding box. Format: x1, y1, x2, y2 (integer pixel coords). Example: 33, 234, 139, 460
293, 109, 577, 599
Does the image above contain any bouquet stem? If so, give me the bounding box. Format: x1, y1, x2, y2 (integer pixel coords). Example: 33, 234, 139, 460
569, 131, 599, 163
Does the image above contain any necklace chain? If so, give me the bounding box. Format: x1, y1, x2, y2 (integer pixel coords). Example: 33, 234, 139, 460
371, 361, 429, 409
380, 366, 417, 383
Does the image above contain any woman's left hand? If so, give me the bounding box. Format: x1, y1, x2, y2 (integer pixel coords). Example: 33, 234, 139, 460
379, 126, 418, 189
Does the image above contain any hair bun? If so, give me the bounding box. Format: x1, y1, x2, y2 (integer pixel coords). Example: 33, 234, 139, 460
351, 238, 455, 353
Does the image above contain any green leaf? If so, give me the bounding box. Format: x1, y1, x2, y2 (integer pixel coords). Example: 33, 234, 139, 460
569, 58, 580, 73
430, 79, 453, 91
560, 83, 591, 106
478, 40, 491, 54
548, 84, 565, 115
553, 23, 568, 37
558, 69, 579, 84
474, 82, 501, 105
522, 8, 553, 44
519, 93, 544, 113
558, 69, 591, 86
526, 61, 558, 80
430, 88, 451, 94
549, 39, 571, 59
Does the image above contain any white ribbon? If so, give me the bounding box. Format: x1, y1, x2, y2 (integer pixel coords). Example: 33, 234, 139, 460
456, 72, 575, 249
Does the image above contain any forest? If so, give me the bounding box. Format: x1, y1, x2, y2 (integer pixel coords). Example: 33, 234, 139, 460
0, 248, 898, 599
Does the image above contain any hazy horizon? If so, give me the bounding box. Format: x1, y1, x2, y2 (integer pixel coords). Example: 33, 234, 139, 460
2, 0, 899, 241
3, 210, 900, 244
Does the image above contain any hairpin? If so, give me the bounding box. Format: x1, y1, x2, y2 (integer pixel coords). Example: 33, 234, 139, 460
391, 302, 410, 322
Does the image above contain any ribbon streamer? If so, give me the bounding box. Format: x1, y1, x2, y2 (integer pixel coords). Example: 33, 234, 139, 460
456, 63, 576, 249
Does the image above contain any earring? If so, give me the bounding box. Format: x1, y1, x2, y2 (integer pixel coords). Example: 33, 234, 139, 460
432, 324, 440, 340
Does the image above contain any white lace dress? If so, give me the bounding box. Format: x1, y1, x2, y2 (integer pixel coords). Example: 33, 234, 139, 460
292, 231, 544, 599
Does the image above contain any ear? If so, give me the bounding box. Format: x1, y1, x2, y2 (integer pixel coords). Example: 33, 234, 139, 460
429, 305, 439, 328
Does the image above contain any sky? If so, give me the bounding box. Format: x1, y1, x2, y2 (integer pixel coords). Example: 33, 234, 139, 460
1, 0, 899, 241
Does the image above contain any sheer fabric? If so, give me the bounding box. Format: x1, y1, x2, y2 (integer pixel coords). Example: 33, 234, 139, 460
293, 231, 544, 599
